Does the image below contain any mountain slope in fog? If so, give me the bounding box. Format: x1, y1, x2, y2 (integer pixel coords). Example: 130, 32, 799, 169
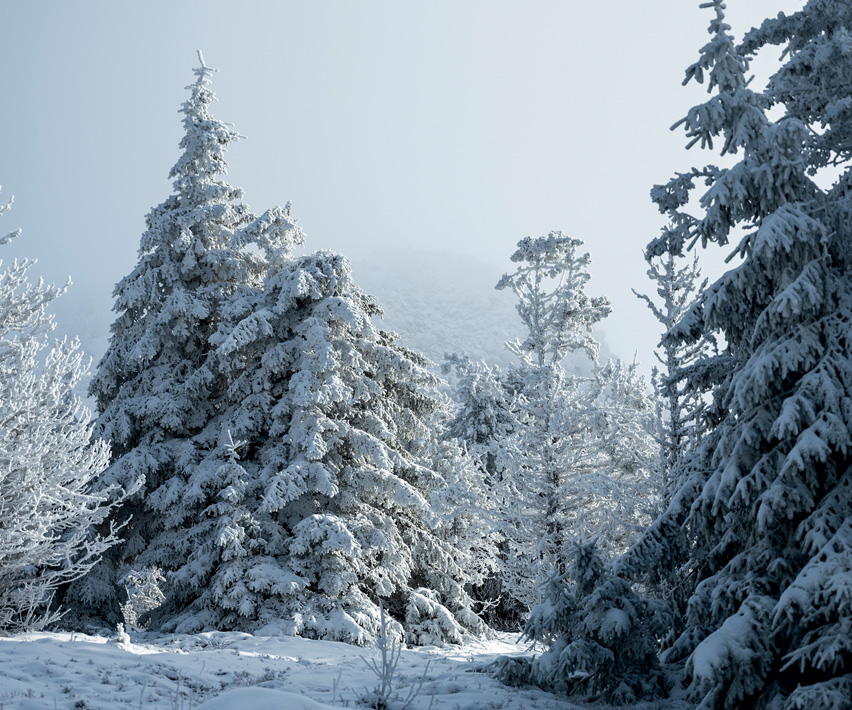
353, 249, 612, 374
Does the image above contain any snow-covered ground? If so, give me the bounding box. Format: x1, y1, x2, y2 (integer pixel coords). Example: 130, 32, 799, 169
0, 630, 690, 710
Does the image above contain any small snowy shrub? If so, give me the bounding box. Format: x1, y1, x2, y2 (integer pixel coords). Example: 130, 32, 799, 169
120, 567, 165, 628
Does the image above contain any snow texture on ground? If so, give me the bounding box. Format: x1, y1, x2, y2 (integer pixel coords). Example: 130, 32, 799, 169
0, 630, 691, 709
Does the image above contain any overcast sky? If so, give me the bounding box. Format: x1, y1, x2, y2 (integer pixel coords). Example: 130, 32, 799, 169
0, 1, 804, 378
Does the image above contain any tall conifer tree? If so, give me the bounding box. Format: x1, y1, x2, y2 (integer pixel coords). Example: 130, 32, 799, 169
147, 251, 484, 643
634, 253, 709, 509
73, 55, 482, 644
498, 2, 852, 705
603, 2, 851, 706
491, 234, 655, 606
645, 4, 852, 706
66, 53, 303, 625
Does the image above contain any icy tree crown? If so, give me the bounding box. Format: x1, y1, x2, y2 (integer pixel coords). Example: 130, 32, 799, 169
496, 231, 610, 367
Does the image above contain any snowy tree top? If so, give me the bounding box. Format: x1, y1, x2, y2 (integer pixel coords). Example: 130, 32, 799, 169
496, 231, 610, 367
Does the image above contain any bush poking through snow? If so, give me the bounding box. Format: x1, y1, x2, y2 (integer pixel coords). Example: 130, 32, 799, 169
120, 567, 166, 628
362, 601, 432, 710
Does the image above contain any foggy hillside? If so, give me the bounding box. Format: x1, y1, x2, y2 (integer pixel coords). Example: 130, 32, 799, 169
353, 249, 613, 375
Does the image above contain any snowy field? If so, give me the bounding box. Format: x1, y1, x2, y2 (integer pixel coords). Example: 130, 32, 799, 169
0, 630, 691, 710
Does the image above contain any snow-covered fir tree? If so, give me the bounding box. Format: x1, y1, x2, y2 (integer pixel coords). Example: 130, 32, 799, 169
441, 353, 522, 628
575, 2, 852, 707
73, 55, 483, 645
490, 233, 657, 610
494, 233, 608, 609
428, 424, 501, 625
488, 353, 658, 623
0, 191, 124, 633
629, 252, 713, 629
586, 359, 659, 553
444, 235, 657, 625
141, 251, 485, 644
442, 353, 516, 485
494, 541, 670, 703
634, 252, 709, 509
65, 53, 304, 626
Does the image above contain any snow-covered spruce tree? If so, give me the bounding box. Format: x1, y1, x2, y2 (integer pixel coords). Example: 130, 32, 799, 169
493, 359, 661, 699
587, 359, 659, 552
492, 233, 617, 609
633, 252, 709, 509
137, 250, 485, 644
609, 2, 852, 707
629, 251, 713, 636
0, 191, 124, 633
441, 354, 521, 628
429, 424, 501, 624
442, 353, 516, 485
65, 53, 304, 626
443, 347, 657, 626
494, 542, 670, 703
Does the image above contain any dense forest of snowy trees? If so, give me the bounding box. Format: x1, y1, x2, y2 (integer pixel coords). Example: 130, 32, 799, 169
1, 1, 851, 709
493, 2, 852, 708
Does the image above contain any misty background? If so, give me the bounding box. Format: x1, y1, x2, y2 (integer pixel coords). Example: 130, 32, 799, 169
0, 0, 803, 393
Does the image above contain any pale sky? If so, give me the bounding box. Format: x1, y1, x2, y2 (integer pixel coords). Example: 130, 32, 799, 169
0, 1, 804, 379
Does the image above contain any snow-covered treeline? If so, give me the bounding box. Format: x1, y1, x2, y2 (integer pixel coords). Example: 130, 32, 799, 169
0, 51, 660, 650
